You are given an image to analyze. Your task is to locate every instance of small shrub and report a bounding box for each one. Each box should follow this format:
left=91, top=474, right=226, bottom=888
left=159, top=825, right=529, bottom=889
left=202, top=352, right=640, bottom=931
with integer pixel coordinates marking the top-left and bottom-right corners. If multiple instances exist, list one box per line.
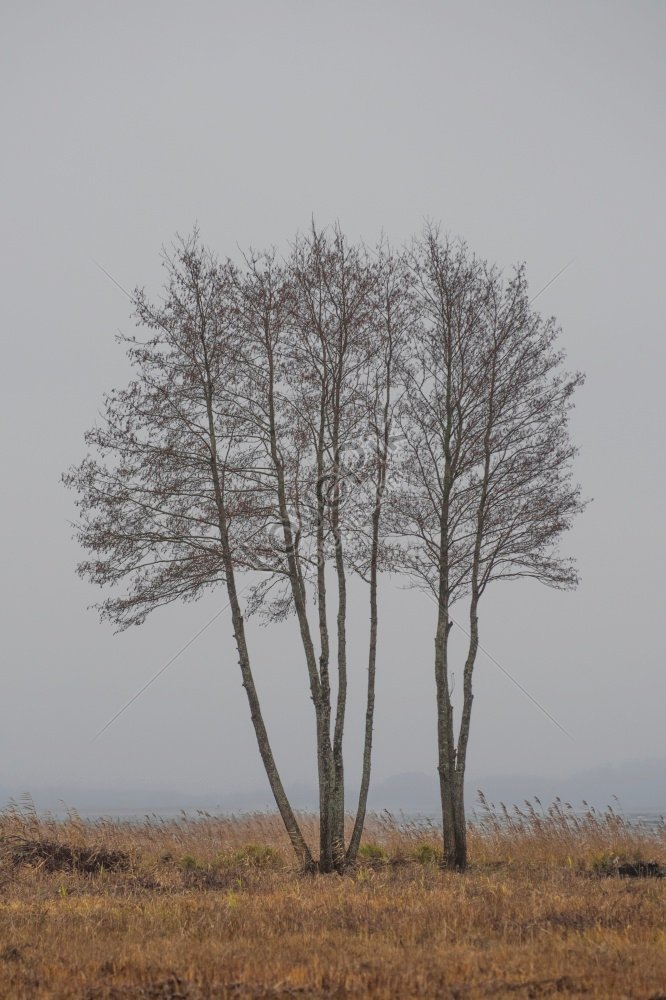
left=590, top=851, right=663, bottom=878
left=0, top=837, right=129, bottom=874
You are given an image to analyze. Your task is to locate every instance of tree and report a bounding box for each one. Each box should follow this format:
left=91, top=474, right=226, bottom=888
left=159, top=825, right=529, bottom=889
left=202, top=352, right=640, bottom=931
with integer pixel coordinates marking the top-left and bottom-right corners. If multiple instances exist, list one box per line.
left=66, top=223, right=585, bottom=876
left=66, top=226, right=406, bottom=874
left=345, top=240, right=411, bottom=862
left=394, top=227, right=586, bottom=870
left=231, top=225, right=404, bottom=870
left=64, top=234, right=314, bottom=869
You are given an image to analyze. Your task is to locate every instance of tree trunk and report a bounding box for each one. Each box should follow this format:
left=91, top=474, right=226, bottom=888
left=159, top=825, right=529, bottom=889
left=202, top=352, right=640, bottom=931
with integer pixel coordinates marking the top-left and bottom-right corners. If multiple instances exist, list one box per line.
left=227, top=576, right=315, bottom=872
left=199, top=334, right=313, bottom=871
left=348, top=327, right=394, bottom=865
left=451, top=769, right=468, bottom=871
left=315, top=471, right=336, bottom=872
left=448, top=597, right=480, bottom=872
left=263, top=338, right=337, bottom=872
left=331, top=470, right=348, bottom=871
left=435, top=617, right=458, bottom=869
left=213, top=484, right=313, bottom=870
left=347, top=506, right=380, bottom=864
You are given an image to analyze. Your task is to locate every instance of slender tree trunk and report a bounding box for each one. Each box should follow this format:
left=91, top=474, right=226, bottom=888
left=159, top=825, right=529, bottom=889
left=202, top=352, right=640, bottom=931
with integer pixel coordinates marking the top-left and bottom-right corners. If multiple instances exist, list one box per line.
left=451, top=769, right=467, bottom=871
left=331, top=455, right=348, bottom=870
left=223, top=552, right=315, bottom=871
left=346, top=505, right=380, bottom=863
left=331, top=572, right=347, bottom=869
left=435, top=615, right=458, bottom=869
left=262, top=329, right=339, bottom=871
left=434, top=291, right=462, bottom=865
left=199, top=356, right=313, bottom=869
left=315, top=406, right=336, bottom=872
left=436, top=357, right=460, bottom=870
left=450, top=367, right=491, bottom=871
left=451, top=601, right=479, bottom=871
left=348, top=311, right=396, bottom=864
left=273, top=459, right=332, bottom=869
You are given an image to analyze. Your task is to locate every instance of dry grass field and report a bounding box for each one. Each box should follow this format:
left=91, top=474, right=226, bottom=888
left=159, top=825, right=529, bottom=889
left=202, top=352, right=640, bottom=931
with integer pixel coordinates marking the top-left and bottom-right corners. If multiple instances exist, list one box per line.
left=0, top=797, right=664, bottom=999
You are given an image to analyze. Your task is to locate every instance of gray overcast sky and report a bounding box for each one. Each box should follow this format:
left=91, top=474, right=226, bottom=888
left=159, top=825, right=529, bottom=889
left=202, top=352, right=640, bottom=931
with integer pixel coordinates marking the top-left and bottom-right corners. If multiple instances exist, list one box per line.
left=1, top=1, right=664, bottom=806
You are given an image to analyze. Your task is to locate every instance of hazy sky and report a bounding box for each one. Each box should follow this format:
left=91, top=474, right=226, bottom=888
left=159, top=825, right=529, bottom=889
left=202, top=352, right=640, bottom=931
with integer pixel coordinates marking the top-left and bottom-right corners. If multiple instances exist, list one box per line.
left=1, top=1, right=664, bottom=806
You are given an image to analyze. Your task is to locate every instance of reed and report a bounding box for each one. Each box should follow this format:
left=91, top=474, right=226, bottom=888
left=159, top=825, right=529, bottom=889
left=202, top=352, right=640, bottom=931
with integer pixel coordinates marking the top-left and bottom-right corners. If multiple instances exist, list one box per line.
left=0, top=796, right=664, bottom=998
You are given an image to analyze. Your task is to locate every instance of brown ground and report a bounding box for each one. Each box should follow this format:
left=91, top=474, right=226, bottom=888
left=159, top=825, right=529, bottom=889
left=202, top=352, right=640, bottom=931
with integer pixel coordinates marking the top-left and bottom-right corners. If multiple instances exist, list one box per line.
left=0, top=799, right=664, bottom=999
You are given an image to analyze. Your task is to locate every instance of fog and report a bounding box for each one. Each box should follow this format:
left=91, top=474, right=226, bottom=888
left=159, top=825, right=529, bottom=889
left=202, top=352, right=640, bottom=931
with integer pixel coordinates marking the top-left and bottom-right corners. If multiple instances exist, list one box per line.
left=1, top=1, right=664, bottom=813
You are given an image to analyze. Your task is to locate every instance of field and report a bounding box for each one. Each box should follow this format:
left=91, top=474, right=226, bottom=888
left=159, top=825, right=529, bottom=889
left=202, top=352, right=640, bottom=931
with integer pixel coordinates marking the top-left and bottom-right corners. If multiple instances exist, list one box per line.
left=0, top=798, right=664, bottom=999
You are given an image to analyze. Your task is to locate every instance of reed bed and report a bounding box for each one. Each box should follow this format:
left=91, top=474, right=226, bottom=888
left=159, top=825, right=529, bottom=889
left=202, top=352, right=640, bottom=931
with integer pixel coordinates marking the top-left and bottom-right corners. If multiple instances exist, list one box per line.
left=2, top=793, right=662, bottom=870
left=0, top=795, right=664, bottom=998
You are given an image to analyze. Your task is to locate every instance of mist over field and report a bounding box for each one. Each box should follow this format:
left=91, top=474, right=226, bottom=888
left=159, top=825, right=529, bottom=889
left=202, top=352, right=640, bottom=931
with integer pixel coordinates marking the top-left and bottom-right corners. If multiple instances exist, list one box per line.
left=3, top=757, right=664, bottom=820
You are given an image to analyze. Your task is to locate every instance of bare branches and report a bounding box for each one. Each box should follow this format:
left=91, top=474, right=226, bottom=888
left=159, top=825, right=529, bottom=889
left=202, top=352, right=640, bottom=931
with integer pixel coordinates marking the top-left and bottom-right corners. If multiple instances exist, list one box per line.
left=386, top=228, right=586, bottom=870
left=64, top=222, right=585, bottom=874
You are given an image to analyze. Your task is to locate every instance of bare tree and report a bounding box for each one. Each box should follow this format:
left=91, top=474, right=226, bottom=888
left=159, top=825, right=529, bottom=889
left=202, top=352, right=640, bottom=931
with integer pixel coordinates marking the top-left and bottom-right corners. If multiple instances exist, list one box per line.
left=232, top=224, right=386, bottom=871
left=66, top=223, right=583, bottom=876
left=63, top=235, right=314, bottom=870
left=394, top=228, right=586, bottom=870
left=226, top=242, right=343, bottom=870
left=67, top=225, right=407, bottom=874
left=345, top=241, right=410, bottom=862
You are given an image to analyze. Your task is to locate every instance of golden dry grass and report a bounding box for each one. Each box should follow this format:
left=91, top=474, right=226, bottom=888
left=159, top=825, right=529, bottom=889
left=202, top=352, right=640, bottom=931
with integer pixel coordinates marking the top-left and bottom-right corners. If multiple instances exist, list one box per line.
left=0, top=798, right=664, bottom=999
